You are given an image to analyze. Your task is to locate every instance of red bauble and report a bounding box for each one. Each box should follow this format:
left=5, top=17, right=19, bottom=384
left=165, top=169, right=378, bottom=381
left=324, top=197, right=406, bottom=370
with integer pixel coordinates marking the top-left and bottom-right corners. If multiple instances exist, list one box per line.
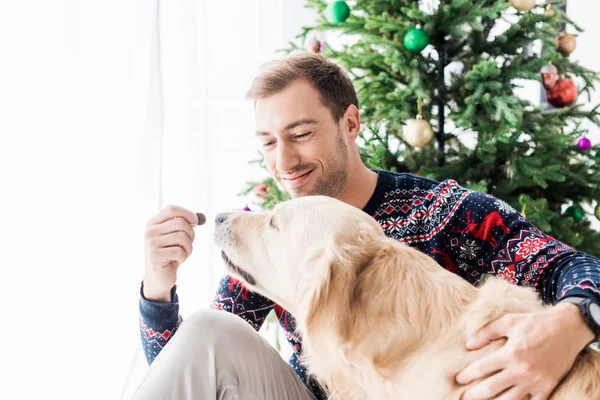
left=254, top=184, right=268, bottom=199
left=546, top=76, right=577, bottom=108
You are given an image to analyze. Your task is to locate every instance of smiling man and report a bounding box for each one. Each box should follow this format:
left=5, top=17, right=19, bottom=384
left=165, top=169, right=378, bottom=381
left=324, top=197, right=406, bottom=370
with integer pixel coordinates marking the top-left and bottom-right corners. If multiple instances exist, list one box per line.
left=132, top=52, right=600, bottom=400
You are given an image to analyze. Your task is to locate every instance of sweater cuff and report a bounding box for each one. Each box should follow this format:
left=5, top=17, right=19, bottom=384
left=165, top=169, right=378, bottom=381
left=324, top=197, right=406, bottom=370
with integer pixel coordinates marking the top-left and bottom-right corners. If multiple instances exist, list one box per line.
left=140, top=281, right=178, bottom=302
left=557, top=287, right=600, bottom=307
left=139, top=282, right=180, bottom=319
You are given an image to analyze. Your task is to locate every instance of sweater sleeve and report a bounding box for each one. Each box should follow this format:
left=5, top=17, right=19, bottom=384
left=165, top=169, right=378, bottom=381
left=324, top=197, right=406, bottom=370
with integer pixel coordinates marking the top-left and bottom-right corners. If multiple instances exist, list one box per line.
left=139, top=283, right=182, bottom=365
left=437, top=188, right=600, bottom=305
left=209, top=274, right=275, bottom=331
left=542, top=251, right=600, bottom=305
left=139, top=275, right=275, bottom=365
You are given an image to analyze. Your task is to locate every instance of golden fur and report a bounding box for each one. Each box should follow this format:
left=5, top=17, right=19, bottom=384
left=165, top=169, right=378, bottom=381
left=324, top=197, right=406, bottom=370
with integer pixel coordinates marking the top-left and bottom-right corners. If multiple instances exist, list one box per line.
left=213, top=195, right=600, bottom=399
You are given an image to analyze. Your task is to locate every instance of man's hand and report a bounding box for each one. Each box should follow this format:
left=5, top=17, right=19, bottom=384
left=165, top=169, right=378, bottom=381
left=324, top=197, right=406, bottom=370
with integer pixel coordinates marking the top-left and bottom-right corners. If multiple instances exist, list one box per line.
left=143, top=205, right=205, bottom=302
left=455, top=303, right=595, bottom=400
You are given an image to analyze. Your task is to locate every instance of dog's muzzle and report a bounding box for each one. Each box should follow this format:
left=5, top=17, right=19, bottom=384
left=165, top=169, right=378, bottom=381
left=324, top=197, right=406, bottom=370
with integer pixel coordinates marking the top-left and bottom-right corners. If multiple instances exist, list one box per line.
left=220, top=250, right=256, bottom=286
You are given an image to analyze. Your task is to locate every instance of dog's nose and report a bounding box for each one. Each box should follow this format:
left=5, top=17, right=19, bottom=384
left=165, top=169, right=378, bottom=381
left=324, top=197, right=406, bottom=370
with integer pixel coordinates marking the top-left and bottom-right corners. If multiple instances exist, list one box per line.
left=215, top=213, right=229, bottom=224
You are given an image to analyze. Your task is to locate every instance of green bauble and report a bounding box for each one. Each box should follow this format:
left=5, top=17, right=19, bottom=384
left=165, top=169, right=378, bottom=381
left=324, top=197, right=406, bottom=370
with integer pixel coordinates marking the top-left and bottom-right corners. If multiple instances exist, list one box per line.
left=566, top=205, right=585, bottom=222
left=403, top=28, right=430, bottom=53
left=595, top=203, right=600, bottom=221
left=326, top=1, right=350, bottom=24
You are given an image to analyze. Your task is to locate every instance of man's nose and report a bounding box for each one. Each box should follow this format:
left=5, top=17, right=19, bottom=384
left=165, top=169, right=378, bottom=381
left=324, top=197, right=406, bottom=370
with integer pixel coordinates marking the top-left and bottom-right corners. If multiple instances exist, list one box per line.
left=275, top=141, right=300, bottom=173
left=215, top=213, right=230, bottom=224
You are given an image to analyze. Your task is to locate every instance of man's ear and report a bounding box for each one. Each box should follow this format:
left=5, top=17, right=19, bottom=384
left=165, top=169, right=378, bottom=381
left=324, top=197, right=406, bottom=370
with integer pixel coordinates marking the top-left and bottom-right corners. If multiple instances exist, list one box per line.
left=342, top=104, right=361, bottom=142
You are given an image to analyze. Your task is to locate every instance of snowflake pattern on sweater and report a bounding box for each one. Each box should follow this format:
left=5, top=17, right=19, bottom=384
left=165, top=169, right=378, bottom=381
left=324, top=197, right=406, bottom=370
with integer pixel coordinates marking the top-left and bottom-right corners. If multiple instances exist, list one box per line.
left=139, top=170, right=600, bottom=400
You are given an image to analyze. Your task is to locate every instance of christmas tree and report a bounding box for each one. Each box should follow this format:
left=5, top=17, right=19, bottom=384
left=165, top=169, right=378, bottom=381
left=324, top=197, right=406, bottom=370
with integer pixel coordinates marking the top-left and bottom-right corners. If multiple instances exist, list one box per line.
left=242, top=0, right=600, bottom=258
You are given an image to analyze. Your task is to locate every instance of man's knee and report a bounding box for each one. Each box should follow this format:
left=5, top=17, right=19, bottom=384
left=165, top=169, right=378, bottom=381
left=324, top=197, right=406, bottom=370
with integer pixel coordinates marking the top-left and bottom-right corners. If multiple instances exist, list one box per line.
left=176, top=309, right=258, bottom=348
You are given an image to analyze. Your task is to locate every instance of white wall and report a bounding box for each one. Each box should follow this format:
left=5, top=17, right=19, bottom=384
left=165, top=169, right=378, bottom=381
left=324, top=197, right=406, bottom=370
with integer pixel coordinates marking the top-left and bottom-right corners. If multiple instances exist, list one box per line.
left=570, top=0, right=600, bottom=144
left=569, top=0, right=600, bottom=229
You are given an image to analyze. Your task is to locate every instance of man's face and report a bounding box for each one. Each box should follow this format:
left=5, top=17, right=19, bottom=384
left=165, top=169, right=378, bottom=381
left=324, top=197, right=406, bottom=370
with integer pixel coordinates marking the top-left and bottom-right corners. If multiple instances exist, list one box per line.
left=255, top=79, right=349, bottom=198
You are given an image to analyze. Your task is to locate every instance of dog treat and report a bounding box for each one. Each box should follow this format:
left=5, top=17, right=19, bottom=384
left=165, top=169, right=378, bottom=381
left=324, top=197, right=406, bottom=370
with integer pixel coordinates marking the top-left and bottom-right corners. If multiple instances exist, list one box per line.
left=196, top=212, right=206, bottom=226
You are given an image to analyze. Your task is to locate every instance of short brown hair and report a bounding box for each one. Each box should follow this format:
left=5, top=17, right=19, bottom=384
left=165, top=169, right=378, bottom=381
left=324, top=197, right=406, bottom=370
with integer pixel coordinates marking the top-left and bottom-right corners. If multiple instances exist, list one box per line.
left=246, top=52, right=358, bottom=122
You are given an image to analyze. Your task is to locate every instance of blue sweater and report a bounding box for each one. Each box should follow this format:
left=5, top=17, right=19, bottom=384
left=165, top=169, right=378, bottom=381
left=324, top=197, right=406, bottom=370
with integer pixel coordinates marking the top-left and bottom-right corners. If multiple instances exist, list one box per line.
left=139, top=170, right=600, bottom=399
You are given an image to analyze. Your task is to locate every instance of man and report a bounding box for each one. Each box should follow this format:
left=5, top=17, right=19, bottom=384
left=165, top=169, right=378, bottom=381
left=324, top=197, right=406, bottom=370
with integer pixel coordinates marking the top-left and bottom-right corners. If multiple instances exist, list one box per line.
left=132, top=52, right=600, bottom=400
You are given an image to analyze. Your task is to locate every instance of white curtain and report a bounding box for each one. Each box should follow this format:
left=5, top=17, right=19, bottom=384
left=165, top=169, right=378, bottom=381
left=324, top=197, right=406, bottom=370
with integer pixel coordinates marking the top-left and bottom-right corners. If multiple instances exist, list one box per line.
left=0, top=1, right=315, bottom=399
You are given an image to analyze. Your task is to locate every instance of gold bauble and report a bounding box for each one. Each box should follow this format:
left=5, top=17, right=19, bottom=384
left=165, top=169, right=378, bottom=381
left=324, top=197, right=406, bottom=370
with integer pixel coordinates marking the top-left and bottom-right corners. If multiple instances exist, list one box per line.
left=556, top=32, right=577, bottom=56
left=404, top=116, right=434, bottom=148
left=509, top=0, right=535, bottom=12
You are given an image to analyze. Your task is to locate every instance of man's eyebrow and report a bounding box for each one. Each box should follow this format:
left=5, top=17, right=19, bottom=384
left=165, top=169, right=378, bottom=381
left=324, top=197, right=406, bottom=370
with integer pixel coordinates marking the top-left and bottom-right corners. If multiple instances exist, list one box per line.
left=255, top=119, right=318, bottom=136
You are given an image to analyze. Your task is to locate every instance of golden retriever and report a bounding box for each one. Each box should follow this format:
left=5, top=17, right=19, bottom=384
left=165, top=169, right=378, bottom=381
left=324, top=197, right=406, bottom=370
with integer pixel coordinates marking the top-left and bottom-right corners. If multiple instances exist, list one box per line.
left=213, top=195, right=600, bottom=399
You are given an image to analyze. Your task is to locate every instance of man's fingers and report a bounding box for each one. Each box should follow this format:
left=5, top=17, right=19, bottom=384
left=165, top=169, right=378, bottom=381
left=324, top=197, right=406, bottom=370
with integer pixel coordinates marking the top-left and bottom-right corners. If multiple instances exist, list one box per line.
left=460, top=370, right=519, bottom=400
left=494, top=386, right=531, bottom=400
left=158, top=246, right=187, bottom=266
left=152, top=232, right=193, bottom=259
left=149, top=218, right=196, bottom=242
left=147, top=205, right=201, bottom=227
left=467, top=314, right=514, bottom=350
left=456, top=350, right=511, bottom=385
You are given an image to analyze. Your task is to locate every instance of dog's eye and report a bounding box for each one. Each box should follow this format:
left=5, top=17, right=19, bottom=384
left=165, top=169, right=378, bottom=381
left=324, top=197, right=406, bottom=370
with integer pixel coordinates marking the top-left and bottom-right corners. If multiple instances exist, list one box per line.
left=269, top=216, right=278, bottom=230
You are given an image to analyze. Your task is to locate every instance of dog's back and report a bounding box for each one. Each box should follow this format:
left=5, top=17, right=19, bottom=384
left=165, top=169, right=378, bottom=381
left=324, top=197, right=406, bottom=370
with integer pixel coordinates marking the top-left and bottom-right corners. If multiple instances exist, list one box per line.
left=299, top=235, right=600, bottom=399
left=462, top=277, right=600, bottom=400
left=551, top=348, right=600, bottom=399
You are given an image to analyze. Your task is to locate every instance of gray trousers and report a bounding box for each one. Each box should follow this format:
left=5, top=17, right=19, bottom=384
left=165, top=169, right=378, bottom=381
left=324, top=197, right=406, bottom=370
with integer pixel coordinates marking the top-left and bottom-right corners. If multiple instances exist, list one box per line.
left=131, top=309, right=317, bottom=400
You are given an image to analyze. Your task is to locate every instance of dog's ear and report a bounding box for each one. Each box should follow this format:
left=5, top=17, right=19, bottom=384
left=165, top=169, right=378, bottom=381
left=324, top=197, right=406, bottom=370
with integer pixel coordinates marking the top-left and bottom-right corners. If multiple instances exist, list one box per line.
left=299, top=225, right=377, bottom=339
left=342, top=240, right=425, bottom=378
left=300, top=248, right=357, bottom=340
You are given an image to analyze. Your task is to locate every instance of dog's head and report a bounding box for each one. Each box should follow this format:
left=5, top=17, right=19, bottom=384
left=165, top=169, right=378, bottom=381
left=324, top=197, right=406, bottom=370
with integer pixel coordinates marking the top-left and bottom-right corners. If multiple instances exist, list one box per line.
left=212, top=195, right=385, bottom=316
left=214, top=195, right=455, bottom=392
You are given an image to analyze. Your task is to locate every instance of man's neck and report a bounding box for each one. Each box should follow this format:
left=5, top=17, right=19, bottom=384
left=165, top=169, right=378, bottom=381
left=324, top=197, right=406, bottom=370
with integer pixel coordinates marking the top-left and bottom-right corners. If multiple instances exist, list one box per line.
left=337, top=163, right=379, bottom=210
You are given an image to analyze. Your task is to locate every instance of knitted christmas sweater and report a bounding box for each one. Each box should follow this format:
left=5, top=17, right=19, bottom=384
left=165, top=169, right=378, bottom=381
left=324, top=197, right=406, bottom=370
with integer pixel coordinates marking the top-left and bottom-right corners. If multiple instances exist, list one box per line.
left=139, top=170, right=600, bottom=399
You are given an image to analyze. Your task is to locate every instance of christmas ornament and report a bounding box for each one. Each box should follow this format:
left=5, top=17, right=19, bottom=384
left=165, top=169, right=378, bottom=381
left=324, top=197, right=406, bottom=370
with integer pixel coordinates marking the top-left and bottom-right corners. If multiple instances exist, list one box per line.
left=509, top=0, right=535, bottom=12
left=243, top=205, right=251, bottom=212
left=595, top=203, right=600, bottom=221
left=403, top=28, right=429, bottom=53
left=556, top=32, right=577, bottom=56
left=404, top=99, right=434, bottom=148
left=540, top=64, right=558, bottom=90
left=254, top=184, right=269, bottom=199
left=545, top=76, right=577, bottom=108
left=306, top=38, right=324, bottom=53
left=566, top=205, right=584, bottom=222
left=544, top=3, right=555, bottom=16
left=325, top=1, right=350, bottom=24
left=502, top=160, right=514, bottom=179
left=578, top=137, right=592, bottom=151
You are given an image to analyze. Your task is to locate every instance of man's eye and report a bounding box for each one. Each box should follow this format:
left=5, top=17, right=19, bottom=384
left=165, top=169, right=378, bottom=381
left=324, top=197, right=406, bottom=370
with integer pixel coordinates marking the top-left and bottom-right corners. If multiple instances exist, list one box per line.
left=295, top=132, right=311, bottom=139
left=262, top=141, right=275, bottom=148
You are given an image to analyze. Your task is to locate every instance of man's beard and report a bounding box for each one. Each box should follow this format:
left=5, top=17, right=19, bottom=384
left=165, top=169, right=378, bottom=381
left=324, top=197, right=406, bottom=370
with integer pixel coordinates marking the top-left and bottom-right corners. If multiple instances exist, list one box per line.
left=277, top=129, right=349, bottom=198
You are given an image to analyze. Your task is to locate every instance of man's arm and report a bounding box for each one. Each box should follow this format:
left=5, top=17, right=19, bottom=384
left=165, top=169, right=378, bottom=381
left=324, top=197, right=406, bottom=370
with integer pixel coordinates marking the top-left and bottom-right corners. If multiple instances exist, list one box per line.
left=139, top=283, right=182, bottom=364
left=439, top=188, right=600, bottom=306
left=442, top=189, right=600, bottom=398
left=542, top=251, right=600, bottom=305
left=139, top=275, right=275, bottom=365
